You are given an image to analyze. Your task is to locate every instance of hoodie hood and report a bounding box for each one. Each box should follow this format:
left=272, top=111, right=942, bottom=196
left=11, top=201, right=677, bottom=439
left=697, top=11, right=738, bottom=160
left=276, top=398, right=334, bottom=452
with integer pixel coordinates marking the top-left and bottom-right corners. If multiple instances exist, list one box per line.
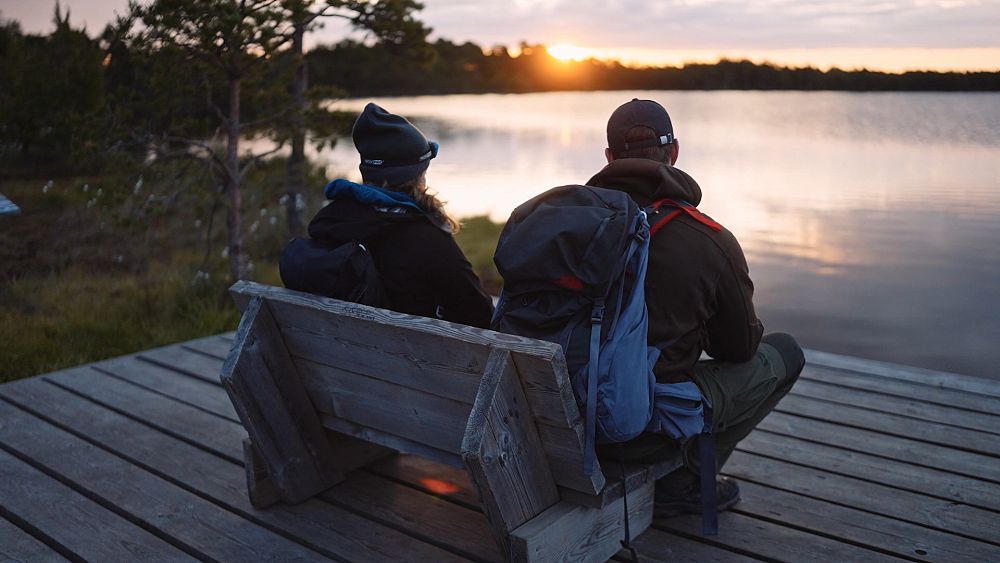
left=308, top=179, right=425, bottom=243
left=586, top=158, right=703, bottom=207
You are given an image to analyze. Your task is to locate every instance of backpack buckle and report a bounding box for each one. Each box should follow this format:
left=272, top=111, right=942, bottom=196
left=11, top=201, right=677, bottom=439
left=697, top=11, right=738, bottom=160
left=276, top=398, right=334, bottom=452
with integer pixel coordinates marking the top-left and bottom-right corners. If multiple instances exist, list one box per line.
left=591, top=305, right=605, bottom=324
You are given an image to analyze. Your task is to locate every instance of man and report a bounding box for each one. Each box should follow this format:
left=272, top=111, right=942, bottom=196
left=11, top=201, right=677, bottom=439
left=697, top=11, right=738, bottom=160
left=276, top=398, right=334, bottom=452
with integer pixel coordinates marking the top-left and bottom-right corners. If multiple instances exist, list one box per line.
left=589, top=99, right=805, bottom=518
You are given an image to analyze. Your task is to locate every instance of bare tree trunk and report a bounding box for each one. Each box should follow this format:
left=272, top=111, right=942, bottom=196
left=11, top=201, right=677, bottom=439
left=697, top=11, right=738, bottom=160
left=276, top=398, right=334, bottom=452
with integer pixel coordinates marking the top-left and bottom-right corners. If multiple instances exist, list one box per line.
left=225, top=76, right=246, bottom=281
left=285, top=22, right=307, bottom=238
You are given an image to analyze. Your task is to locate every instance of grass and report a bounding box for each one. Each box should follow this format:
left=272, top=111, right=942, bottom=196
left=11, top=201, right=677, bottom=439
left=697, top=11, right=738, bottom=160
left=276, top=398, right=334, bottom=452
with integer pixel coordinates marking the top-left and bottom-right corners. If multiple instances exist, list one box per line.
left=0, top=163, right=505, bottom=382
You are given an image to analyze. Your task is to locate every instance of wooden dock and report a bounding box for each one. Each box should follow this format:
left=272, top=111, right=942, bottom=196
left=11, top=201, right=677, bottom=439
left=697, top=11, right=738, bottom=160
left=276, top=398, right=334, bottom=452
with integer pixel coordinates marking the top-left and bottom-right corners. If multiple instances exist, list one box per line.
left=1, top=333, right=998, bottom=562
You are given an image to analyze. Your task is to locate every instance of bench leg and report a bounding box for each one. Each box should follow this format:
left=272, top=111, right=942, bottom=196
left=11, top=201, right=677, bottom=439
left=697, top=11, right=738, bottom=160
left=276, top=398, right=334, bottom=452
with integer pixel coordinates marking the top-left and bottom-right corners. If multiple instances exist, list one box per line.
left=509, top=480, right=654, bottom=563
left=243, top=438, right=281, bottom=509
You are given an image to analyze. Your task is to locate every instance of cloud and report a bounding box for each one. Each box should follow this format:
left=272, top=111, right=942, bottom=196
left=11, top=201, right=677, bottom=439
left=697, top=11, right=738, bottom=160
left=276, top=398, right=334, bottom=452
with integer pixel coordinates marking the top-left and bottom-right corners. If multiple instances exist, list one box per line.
left=417, top=0, right=1000, bottom=50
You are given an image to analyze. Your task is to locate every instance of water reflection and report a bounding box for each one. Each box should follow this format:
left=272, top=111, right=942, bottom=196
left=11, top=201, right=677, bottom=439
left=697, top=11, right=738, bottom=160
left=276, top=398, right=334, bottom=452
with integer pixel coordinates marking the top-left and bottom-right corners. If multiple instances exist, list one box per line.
left=314, top=91, right=1000, bottom=379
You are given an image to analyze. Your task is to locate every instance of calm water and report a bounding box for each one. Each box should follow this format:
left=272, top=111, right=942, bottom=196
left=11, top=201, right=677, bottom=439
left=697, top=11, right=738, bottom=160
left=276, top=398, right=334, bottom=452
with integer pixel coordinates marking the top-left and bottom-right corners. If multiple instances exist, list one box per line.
left=315, top=91, right=1000, bottom=380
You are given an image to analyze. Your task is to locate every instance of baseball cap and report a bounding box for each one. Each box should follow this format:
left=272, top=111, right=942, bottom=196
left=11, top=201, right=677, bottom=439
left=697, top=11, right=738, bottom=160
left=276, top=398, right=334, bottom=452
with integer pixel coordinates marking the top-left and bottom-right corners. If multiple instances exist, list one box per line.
left=606, top=98, right=674, bottom=156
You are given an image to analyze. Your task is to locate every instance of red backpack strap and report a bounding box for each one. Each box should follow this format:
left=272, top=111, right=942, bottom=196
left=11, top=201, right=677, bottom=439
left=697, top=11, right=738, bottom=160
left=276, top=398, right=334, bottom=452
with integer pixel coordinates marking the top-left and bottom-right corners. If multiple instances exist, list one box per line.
left=648, top=198, right=723, bottom=236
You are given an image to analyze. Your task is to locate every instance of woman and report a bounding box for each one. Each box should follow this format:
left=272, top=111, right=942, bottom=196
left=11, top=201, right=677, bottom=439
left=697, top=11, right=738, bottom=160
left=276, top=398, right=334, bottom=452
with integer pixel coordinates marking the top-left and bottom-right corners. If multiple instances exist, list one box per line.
left=305, top=103, right=493, bottom=328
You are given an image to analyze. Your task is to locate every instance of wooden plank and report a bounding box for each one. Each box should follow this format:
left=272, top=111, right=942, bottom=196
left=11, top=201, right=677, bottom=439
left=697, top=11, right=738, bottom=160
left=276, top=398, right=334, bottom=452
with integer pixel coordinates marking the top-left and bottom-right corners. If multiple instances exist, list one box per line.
left=739, top=430, right=1000, bottom=511
left=801, top=364, right=1000, bottom=417
left=790, top=378, right=1000, bottom=434
left=0, top=378, right=463, bottom=562
left=230, top=281, right=563, bottom=359
left=625, top=528, right=761, bottom=563
left=655, top=510, right=901, bottom=563
left=0, top=514, right=70, bottom=563
left=93, top=355, right=238, bottom=421
left=0, top=448, right=193, bottom=562
left=0, top=399, right=331, bottom=562
left=368, top=455, right=483, bottom=508
left=281, top=322, right=485, bottom=403
left=463, top=349, right=561, bottom=555
left=44, top=367, right=245, bottom=462
left=510, top=481, right=654, bottom=563
left=732, top=480, right=1000, bottom=562
left=322, top=471, right=503, bottom=562
left=805, top=349, right=1000, bottom=399
left=562, top=457, right=683, bottom=509
left=775, top=394, right=1000, bottom=457
left=723, top=450, right=1000, bottom=544
left=221, top=297, right=342, bottom=504
left=296, top=357, right=473, bottom=454
left=138, top=346, right=225, bottom=385
left=758, top=411, right=1000, bottom=483
left=321, top=414, right=464, bottom=468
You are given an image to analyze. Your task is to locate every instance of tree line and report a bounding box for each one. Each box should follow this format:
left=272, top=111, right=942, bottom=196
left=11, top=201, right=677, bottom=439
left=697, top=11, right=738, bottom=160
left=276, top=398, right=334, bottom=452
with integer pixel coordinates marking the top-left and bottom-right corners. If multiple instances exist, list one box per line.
left=309, top=40, right=1000, bottom=96
left=2, top=2, right=999, bottom=280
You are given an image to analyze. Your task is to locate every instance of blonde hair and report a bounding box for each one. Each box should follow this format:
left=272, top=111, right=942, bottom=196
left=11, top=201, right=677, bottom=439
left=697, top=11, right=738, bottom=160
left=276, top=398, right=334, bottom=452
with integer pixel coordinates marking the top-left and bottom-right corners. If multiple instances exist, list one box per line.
left=383, top=172, right=460, bottom=234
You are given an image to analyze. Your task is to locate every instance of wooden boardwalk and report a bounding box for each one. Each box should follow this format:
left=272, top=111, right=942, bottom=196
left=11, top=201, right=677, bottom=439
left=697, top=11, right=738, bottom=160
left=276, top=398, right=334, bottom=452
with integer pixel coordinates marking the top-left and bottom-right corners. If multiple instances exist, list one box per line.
left=1, top=333, right=998, bottom=562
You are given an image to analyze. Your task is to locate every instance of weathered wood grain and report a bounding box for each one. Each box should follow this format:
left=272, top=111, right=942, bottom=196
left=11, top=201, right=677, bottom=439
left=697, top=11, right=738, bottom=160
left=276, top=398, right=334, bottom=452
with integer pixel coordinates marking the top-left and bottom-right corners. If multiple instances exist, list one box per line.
left=758, top=411, right=1000, bottom=483
left=733, top=480, right=1000, bottom=562
left=0, top=512, right=71, bottom=563
left=623, top=528, right=761, bottom=563
left=463, top=349, right=561, bottom=555
left=790, top=378, right=1000, bottom=434
left=806, top=349, right=1000, bottom=398
left=655, top=509, right=901, bottom=563
left=801, top=364, right=1000, bottom=417
left=296, top=356, right=474, bottom=454
left=93, top=355, right=238, bottom=421
left=724, top=451, right=1000, bottom=544
left=221, top=297, right=342, bottom=504
left=230, top=281, right=561, bottom=357
left=0, top=447, right=193, bottom=563
left=138, top=345, right=225, bottom=385
left=243, top=438, right=281, bottom=509
left=0, top=400, right=330, bottom=562
left=44, top=367, right=245, bottom=461
left=510, top=481, right=654, bottom=563
left=739, top=429, right=1000, bottom=511
left=561, top=456, right=683, bottom=509
left=775, top=394, right=1000, bottom=457
left=0, top=378, right=463, bottom=562
left=322, top=471, right=503, bottom=562
left=320, top=414, right=465, bottom=468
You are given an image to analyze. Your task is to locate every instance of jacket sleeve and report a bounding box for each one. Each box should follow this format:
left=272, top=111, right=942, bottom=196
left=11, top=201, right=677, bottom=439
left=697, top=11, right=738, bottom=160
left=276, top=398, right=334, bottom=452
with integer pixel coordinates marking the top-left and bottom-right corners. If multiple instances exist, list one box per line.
left=428, top=233, right=495, bottom=329
left=704, top=229, right=764, bottom=362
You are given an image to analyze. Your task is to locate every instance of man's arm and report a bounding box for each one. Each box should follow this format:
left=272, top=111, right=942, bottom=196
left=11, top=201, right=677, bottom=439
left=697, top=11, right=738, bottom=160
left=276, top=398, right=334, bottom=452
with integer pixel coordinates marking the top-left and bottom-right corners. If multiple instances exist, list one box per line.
left=704, top=230, right=764, bottom=362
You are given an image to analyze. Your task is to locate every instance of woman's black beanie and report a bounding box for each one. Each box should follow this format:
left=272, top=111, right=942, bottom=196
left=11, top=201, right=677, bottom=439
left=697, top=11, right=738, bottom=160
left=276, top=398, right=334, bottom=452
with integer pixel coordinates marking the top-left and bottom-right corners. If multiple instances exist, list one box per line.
left=352, top=102, right=438, bottom=186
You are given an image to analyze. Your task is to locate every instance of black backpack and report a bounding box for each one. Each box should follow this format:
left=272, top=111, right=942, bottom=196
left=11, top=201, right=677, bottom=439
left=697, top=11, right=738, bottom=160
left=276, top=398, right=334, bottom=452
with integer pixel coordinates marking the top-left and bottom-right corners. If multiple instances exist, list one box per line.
left=278, top=238, right=388, bottom=307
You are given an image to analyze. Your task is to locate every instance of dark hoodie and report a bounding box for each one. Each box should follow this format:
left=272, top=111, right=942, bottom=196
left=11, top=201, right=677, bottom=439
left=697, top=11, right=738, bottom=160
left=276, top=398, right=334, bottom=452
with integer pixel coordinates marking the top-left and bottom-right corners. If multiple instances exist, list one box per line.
left=307, top=183, right=493, bottom=329
left=588, top=159, right=763, bottom=382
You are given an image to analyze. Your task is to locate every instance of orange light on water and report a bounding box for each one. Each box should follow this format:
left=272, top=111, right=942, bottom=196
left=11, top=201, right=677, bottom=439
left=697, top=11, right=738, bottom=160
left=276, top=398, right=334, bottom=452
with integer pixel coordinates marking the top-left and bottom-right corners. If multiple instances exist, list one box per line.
left=420, top=478, right=460, bottom=495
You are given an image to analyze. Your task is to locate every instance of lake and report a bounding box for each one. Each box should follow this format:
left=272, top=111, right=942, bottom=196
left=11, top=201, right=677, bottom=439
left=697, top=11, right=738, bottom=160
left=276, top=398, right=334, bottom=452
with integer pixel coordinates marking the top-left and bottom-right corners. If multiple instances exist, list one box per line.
left=315, top=91, right=1000, bottom=380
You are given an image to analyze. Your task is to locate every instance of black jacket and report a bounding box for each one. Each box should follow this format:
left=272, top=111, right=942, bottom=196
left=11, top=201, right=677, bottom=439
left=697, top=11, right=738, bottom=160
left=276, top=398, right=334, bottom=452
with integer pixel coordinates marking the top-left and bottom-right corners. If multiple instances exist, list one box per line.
left=588, top=159, right=764, bottom=382
left=307, top=198, right=493, bottom=329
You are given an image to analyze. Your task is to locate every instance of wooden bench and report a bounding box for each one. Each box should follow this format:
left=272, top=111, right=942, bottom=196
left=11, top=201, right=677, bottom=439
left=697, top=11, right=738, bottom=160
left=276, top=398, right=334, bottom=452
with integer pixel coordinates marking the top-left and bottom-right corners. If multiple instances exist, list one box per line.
left=221, top=281, right=682, bottom=562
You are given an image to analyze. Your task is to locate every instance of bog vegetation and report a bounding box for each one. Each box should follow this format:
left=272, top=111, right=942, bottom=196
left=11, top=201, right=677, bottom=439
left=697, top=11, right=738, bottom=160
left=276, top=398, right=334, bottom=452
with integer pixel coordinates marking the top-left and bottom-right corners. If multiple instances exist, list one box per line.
left=1, top=1, right=997, bottom=381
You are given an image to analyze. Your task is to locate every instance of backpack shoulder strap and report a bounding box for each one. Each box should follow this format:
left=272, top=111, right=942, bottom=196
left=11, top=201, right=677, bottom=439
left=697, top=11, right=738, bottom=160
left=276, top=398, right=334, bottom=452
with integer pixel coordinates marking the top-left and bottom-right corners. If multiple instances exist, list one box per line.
left=648, top=198, right=723, bottom=235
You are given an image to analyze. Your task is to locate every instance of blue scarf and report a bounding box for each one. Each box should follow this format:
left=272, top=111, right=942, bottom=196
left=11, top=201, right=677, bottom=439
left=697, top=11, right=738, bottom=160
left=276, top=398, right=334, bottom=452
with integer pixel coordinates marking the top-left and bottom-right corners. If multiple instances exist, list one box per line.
left=324, top=179, right=423, bottom=212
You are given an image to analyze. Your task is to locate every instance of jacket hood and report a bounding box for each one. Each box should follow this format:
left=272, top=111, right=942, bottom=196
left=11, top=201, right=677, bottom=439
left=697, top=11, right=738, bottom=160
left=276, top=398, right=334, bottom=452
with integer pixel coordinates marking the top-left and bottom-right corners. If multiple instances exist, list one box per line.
left=308, top=179, right=424, bottom=243
left=586, top=158, right=703, bottom=207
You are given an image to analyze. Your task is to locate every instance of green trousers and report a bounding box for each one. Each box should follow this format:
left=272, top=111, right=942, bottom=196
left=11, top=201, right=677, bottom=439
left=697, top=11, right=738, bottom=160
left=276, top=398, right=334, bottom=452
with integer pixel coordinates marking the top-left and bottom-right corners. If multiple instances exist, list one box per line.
left=606, top=332, right=805, bottom=474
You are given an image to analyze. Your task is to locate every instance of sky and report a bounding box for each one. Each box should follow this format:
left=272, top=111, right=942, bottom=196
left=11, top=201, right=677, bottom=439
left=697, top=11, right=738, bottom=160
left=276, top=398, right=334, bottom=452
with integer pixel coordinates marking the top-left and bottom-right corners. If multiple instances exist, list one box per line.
left=2, top=0, right=999, bottom=72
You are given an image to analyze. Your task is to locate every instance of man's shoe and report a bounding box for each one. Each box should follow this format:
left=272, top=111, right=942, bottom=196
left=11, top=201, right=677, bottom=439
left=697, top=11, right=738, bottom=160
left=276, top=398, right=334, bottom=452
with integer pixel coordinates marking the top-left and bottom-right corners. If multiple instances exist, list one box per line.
left=653, top=476, right=741, bottom=519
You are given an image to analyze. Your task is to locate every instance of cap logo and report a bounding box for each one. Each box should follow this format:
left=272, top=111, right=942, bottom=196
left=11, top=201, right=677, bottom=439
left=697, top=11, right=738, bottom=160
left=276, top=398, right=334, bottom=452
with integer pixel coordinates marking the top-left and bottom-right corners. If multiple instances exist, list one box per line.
left=418, top=149, right=433, bottom=162
left=363, top=158, right=385, bottom=166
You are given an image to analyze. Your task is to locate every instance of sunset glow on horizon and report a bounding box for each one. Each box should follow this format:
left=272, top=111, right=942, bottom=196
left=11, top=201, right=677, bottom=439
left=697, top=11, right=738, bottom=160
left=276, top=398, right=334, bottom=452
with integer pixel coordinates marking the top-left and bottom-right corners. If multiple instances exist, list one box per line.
left=4, top=0, right=1000, bottom=74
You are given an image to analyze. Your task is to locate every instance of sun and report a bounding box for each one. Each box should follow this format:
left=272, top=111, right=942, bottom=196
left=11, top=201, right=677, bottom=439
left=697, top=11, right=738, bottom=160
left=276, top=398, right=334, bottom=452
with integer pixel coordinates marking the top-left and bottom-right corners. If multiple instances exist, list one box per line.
left=546, top=44, right=592, bottom=62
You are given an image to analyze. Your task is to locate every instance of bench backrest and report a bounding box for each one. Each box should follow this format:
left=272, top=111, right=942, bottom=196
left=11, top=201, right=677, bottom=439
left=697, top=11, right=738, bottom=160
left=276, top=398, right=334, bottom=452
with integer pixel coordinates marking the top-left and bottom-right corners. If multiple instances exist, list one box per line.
left=225, top=281, right=606, bottom=500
